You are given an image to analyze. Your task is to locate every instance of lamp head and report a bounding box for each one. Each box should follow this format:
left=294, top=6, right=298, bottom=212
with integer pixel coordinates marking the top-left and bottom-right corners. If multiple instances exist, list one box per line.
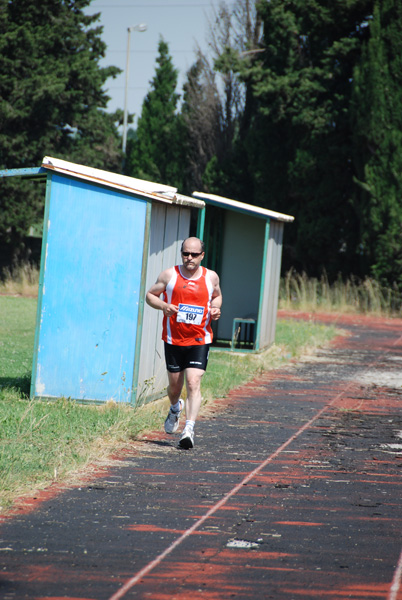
left=128, top=23, right=147, bottom=33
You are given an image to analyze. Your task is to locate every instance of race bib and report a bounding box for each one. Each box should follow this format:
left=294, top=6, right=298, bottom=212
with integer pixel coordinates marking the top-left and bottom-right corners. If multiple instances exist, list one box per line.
left=177, top=303, right=204, bottom=325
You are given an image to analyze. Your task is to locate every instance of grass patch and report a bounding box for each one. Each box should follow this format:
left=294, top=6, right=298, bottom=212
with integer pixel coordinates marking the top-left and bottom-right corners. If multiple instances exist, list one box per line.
left=0, top=296, right=337, bottom=513
left=0, top=296, right=37, bottom=394
left=0, top=397, right=168, bottom=508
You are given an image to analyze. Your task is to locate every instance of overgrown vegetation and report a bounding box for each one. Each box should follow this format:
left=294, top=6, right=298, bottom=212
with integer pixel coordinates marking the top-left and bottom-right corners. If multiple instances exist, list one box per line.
left=0, top=294, right=336, bottom=512
left=0, top=263, right=39, bottom=297
left=280, top=269, right=402, bottom=315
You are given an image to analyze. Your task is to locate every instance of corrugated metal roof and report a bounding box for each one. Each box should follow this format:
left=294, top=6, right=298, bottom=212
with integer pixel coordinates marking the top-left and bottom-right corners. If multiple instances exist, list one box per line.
left=192, top=191, right=294, bottom=223
left=41, top=157, right=205, bottom=209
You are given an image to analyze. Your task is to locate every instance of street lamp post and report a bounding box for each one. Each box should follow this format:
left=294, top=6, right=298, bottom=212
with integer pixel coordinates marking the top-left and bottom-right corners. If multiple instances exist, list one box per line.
left=122, top=23, right=147, bottom=155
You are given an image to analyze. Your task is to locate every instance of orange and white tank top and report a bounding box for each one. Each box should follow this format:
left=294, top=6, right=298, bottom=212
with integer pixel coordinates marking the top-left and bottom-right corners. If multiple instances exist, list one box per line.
left=162, top=266, right=214, bottom=346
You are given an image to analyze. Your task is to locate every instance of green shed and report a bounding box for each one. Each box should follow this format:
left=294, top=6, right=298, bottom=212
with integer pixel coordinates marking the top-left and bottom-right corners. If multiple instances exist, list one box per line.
left=193, top=191, right=294, bottom=352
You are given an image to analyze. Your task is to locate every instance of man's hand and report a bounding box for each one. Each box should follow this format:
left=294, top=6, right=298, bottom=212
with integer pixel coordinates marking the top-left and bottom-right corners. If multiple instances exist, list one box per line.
left=163, top=304, right=179, bottom=317
left=210, top=307, right=221, bottom=321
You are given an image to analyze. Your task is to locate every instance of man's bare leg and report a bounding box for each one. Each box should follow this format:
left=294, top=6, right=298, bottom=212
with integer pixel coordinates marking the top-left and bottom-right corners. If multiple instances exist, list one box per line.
left=167, top=370, right=184, bottom=406
left=184, top=367, right=205, bottom=422
left=164, top=371, right=185, bottom=434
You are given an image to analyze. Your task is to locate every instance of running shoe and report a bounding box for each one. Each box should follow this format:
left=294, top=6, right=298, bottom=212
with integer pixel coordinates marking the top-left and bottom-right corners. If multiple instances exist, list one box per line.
left=178, top=425, right=195, bottom=449
left=164, top=399, right=184, bottom=434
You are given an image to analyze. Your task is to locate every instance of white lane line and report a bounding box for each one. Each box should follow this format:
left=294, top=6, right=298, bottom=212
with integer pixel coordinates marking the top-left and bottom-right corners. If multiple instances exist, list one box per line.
left=389, top=549, right=402, bottom=600
left=383, top=333, right=402, bottom=600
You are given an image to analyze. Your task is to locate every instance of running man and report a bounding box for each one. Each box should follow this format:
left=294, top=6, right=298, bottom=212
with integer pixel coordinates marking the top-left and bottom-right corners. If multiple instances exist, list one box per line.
left=145, top=237, right=222, bottom=449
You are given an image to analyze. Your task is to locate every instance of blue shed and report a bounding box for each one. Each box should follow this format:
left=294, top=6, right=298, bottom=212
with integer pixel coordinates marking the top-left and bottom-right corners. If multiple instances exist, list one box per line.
left=1, top=157, right=204, bottom=405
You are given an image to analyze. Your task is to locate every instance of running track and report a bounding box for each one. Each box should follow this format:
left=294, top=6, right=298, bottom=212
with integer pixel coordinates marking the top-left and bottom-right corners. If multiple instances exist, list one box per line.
left=1, top=311, right=402, bottom=600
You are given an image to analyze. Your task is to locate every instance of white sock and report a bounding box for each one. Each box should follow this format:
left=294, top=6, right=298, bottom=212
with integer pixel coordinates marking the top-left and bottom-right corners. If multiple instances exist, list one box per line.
left=171, top=400, right=181, bottom=412
left=185, top=420, right=195, bottom=431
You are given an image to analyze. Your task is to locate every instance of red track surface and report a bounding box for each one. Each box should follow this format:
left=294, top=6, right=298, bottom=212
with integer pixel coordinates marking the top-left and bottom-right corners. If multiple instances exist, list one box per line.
left=1, top=311, right=402, bottom=600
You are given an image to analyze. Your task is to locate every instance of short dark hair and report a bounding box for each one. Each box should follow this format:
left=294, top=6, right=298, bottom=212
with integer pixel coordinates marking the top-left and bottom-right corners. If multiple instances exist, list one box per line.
left=181, top=238, right=205, bottom=253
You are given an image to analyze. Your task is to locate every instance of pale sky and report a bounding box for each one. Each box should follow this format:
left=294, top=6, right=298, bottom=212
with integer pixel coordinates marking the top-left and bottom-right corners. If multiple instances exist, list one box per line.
left=85, top=0, right=228, bottom=127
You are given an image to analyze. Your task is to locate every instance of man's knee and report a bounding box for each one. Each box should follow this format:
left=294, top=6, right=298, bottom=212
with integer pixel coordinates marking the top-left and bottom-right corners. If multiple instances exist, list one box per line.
left=185, top=369, right=204, bottom=391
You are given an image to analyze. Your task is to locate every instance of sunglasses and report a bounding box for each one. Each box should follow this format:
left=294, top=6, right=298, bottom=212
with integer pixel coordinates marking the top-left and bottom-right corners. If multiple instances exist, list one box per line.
left=182, top=251, right=203, bottom=258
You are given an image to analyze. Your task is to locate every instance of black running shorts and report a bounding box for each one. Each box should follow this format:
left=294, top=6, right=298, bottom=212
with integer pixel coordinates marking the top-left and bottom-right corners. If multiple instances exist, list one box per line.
left=164, top=342, right=211, bottom=373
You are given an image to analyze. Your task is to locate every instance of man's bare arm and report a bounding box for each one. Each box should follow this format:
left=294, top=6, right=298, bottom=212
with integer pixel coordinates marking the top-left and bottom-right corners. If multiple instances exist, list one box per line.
left=146, top=269, right=179, bottom=317
left=209, top=271, right=222, bottom=320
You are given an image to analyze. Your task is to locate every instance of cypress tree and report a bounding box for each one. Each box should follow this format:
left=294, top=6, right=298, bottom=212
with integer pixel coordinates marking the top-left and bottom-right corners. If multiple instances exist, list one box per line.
left=351, top=0, right=402, bottom=288
left=125, top=38, right=184, bottom=189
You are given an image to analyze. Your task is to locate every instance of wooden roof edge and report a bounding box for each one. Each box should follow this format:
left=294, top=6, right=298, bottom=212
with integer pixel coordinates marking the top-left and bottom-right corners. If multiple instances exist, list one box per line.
left=40, top=157, right=204, bottom=208
left=192, top=191, right=295, bottom=223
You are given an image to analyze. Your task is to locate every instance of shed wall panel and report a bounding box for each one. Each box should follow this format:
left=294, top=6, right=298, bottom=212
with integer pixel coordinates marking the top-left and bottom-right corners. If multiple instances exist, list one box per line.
left=136, top=204, right=190, bottom=403
left=136, top=203, right=167, bottom=403
left=258, top=220, right=284, bottom=349
left=33, top=174, right=147, bottom=403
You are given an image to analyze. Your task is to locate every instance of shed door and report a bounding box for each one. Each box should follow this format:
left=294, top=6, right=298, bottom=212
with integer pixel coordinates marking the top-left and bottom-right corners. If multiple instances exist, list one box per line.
left=32, top=174, right=147, bottom=403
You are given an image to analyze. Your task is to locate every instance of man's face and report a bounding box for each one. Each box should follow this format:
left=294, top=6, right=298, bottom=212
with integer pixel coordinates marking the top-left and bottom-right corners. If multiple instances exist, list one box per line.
left=181, top=240, right=205, bottom=273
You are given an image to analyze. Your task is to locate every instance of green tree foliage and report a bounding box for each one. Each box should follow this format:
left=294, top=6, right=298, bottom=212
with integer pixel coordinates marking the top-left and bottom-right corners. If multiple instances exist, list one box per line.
left=351, top=0, right=402, bottom=289
left=125, top=38, right=184, bottom=188
left=196, top=0, right=402, bottom=288
left=0, top=0, right=122, bottom=264
left=232, top=0, right=375, bottom=278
